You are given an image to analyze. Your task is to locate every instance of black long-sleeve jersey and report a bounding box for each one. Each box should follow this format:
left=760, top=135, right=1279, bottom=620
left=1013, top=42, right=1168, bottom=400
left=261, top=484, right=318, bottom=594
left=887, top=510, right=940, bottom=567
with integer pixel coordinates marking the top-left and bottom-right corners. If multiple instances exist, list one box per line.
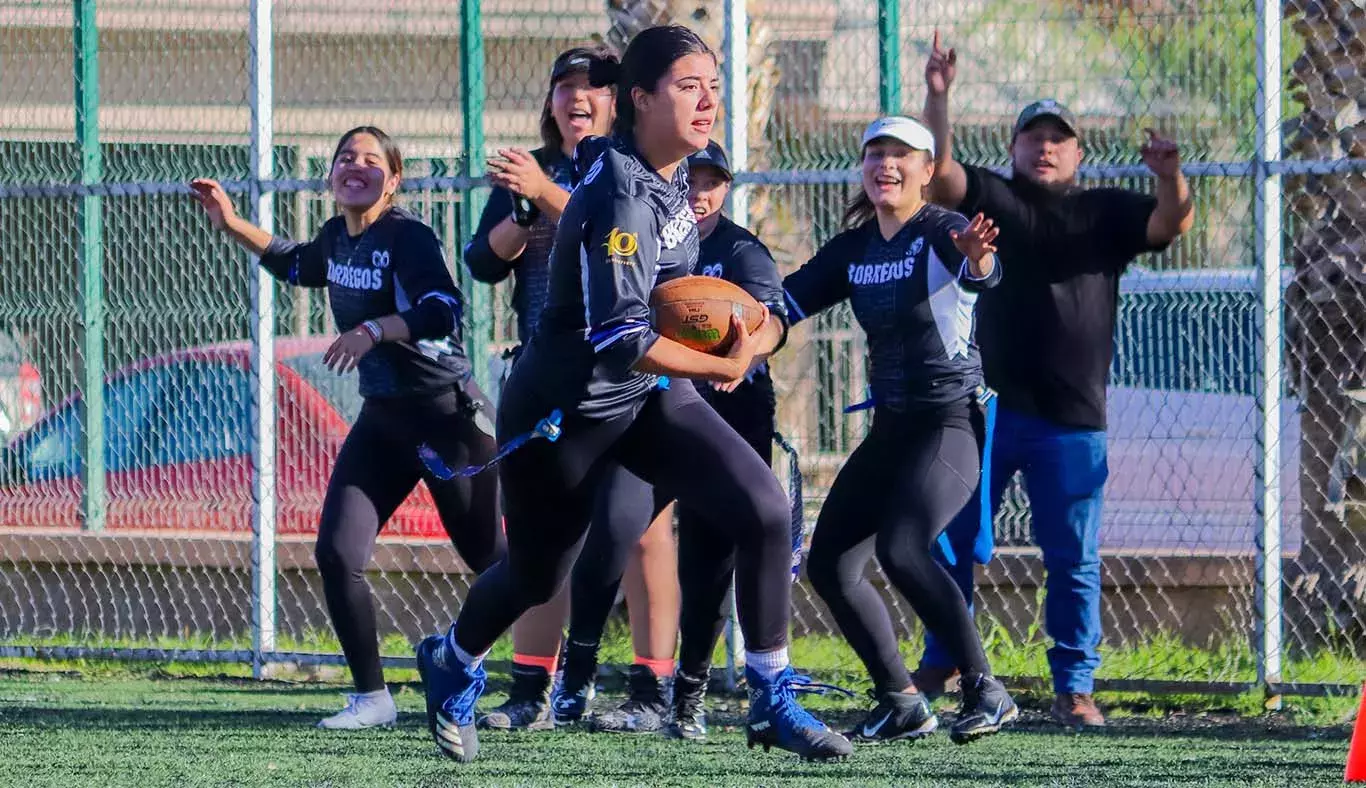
left=782, top=204, right=1002, bottom=413
left=258, top=205, right=472, bottom=398
left=693, top=215, right=787, bottom=408
left=463, top=148, right=576, bottom=344
left=512, top=133, right=699, bottom=420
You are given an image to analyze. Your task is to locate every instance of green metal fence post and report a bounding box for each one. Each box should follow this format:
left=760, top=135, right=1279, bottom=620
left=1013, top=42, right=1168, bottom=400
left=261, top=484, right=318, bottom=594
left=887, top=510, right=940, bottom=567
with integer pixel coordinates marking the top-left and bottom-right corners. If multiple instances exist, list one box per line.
left=878, top=0, right=901, bottom=116
left=75, top=0, right=105, bottom=532
left=460, top=0, right=490, bottom=390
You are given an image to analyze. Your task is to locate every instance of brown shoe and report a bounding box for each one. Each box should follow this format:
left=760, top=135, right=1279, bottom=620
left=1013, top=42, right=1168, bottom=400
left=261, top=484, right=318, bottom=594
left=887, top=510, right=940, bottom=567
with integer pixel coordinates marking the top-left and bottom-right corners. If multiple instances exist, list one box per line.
left=910, top=665, right=961, bottom=700
left=1051, top=692, right=1106, bottom=727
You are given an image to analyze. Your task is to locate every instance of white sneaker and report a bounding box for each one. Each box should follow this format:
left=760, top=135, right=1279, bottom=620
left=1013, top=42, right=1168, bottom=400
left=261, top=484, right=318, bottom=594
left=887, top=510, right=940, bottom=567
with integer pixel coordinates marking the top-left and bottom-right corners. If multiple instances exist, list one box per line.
left=317, top=689, right=398, bottom=730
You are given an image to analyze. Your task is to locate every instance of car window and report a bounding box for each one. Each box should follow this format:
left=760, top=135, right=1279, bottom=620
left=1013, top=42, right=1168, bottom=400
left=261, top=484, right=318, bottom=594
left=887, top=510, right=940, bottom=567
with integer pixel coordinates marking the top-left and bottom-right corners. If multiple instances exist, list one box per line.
left=13, top=406, right=80, bottom=482
left=105, top=367, right=164, bottom=472
left=281, top=353, right=362, bottom=425
left=143, top=361, right=250, bottom=466
left=4, top=369, right=160, bottom=483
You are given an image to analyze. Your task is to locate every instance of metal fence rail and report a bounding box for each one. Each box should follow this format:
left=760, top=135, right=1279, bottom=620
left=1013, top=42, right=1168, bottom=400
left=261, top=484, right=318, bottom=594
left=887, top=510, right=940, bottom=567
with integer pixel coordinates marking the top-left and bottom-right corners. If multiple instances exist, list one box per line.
left=0, top=0, right=1362, bottom=698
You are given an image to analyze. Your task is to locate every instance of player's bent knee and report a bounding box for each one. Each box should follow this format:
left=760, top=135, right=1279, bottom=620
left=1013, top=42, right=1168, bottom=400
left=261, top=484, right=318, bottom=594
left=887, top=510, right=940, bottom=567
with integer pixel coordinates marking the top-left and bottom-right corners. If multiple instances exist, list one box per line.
left=804, top=549, right=842, bottom=600
left=314, top=536, right=365, bottom=580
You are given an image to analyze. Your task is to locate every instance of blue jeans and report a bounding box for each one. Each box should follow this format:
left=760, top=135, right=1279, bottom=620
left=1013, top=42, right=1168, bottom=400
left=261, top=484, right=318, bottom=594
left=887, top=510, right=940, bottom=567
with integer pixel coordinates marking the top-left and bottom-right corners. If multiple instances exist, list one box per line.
left=921, top=406, right=1107, bottom=695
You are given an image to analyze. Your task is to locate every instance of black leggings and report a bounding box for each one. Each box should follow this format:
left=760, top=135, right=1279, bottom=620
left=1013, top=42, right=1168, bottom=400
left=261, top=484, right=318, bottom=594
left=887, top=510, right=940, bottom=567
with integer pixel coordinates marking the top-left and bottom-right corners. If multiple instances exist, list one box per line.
left=567, top=384, right=775, bottom=677
left=315, top=382, right=504, bottom=693
left=806, top=400, right=990, bottom=696
left=452, top=380, right=792, bottom=658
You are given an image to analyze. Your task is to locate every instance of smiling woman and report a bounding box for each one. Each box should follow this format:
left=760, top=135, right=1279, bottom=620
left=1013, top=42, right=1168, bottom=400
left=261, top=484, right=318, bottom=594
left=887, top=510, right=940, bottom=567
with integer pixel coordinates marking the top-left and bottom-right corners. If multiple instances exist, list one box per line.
left=187, top=126, right=505, bottom=732
left=782, top=115, right=1015, bottom=746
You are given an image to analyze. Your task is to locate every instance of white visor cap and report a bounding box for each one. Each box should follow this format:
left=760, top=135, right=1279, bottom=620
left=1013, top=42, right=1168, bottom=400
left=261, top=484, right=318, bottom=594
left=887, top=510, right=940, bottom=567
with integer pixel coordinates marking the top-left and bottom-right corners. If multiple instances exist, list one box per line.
left=861, top=116, right=936, bottom=157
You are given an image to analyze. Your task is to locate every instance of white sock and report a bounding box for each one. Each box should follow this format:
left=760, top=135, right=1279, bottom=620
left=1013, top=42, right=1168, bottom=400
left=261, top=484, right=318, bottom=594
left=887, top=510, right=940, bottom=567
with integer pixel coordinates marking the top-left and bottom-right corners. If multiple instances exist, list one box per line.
left=444, top=626, right=487, bottom=671
left=358, top=688, right=390, bottom=701
left=746, top=647, right=789, bottom=681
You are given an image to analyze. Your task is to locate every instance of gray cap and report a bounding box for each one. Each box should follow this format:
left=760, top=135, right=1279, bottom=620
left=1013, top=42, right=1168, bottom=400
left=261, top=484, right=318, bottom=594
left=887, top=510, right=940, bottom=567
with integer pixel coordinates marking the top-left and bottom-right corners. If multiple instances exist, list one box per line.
left=1013, top=99, right=1078, bottom=138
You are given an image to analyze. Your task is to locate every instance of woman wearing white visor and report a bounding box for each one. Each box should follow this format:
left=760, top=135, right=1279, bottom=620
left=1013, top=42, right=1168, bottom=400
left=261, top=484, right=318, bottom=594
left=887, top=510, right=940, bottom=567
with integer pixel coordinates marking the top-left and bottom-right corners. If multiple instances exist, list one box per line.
left=783, top=116, right=1018, bottom=745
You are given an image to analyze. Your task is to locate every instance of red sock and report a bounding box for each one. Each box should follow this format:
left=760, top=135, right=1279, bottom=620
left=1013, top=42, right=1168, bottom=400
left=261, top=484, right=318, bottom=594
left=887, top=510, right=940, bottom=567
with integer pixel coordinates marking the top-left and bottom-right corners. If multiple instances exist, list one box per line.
left=634, top=655, right=675, bottom=679
left=513, top=653, right=558, bottom=674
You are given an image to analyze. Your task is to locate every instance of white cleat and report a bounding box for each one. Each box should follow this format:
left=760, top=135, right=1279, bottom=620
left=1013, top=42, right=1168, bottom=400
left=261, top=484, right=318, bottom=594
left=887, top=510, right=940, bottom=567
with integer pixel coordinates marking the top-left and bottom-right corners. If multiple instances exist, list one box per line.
left=317, top=689, right=398, bottom=730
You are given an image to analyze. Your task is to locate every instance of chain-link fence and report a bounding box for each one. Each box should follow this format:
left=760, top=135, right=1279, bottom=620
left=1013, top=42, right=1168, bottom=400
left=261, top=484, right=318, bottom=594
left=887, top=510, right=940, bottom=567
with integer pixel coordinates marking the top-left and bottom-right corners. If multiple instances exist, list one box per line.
left=0, top=0, right=1362, bottom=697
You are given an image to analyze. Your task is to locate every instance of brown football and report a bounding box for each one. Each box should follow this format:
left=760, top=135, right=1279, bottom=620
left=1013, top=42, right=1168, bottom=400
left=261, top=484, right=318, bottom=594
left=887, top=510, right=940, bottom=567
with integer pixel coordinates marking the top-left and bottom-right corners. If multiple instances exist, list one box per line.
left=649, top=275, right=767, bottom=354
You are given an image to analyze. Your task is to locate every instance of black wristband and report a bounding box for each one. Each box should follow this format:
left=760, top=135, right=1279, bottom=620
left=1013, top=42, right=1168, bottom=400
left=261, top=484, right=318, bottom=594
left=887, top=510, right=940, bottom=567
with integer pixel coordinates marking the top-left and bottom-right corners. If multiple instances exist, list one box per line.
left=511, top=196, right=541, bottom=227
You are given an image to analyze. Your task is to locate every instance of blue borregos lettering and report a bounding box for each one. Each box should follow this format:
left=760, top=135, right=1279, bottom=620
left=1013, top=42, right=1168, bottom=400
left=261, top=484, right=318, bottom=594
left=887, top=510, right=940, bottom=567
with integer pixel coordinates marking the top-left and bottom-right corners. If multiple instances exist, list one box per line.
left=847, top=259, right=915, bottom=286
left=328, top=259, right=384, bottom=290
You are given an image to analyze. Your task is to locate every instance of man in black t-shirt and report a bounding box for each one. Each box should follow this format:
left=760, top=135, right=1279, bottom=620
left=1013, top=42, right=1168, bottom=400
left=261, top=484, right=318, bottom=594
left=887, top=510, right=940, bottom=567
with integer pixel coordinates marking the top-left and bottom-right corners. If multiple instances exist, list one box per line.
left=915, top=32, right=1194, bottom=727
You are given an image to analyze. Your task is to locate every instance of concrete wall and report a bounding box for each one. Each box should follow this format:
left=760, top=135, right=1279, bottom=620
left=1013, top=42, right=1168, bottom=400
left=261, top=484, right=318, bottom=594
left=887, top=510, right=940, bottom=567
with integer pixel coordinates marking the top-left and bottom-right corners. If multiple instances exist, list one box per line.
left=0, top=532, right=1259, bottom=651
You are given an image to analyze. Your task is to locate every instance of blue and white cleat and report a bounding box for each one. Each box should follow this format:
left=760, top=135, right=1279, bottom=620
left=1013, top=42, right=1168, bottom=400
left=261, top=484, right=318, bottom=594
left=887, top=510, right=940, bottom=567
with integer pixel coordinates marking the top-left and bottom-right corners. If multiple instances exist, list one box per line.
left=415, top=635, right=487, bottom=763
left=745, top=666, right=854, bottom=761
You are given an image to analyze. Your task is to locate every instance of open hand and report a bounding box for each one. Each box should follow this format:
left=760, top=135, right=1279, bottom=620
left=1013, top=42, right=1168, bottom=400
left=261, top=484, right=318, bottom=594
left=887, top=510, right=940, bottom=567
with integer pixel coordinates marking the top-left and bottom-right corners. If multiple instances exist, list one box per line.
left=189, top=178, right=238, bottom=232
left=950, top=213, right=1000, bottom=263
left=1140, top=129, right=1182, bottom=179
left=487, top=148, right=551, bottom=201
left=925, top=30, right=957, bottom=96
left=323, top=328, right=376, bottom=374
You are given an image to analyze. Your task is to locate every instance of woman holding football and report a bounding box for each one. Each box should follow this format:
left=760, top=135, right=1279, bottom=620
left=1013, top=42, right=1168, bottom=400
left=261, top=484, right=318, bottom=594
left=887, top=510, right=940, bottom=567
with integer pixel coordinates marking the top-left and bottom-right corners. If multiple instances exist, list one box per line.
left=414, top=24, right=850, bottom=764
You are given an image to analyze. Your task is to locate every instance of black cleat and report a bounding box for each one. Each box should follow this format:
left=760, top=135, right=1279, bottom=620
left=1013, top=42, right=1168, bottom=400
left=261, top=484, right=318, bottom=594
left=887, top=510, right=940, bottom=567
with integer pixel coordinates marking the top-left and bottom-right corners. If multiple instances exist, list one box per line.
left=589, top=664, right=669, bottom=734
left=477, top=663, right=554, bottom=731
left=847, top=690, right=939, bottom=743
left=550, top=644, right=598, bottom=726
left=665, top=669, right=709, bottom=741
left=950, top=674, right=1018, bottom=744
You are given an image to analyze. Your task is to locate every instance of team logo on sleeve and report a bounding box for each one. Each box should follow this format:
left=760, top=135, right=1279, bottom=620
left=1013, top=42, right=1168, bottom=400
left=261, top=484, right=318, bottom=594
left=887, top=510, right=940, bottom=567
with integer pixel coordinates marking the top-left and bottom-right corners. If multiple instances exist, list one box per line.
left=605, top=227, right=639, bottom=265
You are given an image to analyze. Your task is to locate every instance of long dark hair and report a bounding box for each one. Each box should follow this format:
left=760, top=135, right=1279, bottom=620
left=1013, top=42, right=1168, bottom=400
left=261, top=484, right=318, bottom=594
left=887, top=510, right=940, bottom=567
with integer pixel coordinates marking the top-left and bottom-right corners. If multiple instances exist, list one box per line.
left=613, top=25, right=714, bottom=136
left=330, top=126, right=404, bottom=206
left=539, top=44, right=620, bottom=155
left=843, top=192, right=876, bottom=230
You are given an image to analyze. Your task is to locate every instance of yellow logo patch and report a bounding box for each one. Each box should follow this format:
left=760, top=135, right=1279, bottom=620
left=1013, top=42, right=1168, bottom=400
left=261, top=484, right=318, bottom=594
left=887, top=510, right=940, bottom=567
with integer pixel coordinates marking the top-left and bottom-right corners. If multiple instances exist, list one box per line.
left=605, top=227, right=639, bottom=263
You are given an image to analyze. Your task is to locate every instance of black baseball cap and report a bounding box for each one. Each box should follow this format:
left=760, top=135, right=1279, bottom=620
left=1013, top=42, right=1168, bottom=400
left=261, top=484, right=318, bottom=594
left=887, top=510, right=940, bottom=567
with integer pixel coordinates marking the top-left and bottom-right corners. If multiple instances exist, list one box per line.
left=549, top=46, right=620, bottom=89
left=1013, top=99, right=1079, bottom=138
left=686, top=141, right=732, bottom=180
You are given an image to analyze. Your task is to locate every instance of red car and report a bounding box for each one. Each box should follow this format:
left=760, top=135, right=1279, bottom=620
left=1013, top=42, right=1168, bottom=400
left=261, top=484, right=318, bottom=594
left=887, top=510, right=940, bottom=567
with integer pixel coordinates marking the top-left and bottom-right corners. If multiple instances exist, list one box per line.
left=0, top=338, right=446, bottom=539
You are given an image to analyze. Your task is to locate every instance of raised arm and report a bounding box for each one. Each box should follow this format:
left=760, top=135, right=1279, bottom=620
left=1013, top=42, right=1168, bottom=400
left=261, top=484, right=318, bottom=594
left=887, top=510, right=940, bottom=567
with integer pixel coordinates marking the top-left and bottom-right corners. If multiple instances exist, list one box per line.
left=923, top=30, right=968, bottom=209
left=1140, top=129, right=1194, bottom=246
left=190, top=177, right=326, bottom=287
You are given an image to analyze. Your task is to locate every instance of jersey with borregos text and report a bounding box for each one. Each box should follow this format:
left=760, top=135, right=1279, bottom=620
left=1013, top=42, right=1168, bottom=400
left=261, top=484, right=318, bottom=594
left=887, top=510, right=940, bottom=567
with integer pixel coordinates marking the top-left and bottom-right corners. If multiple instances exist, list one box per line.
left=258, top=206, right=471, bottom=399
left=783, top=204, right=1001, bottom=413
left=514, top=133, right=697, bottom=420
